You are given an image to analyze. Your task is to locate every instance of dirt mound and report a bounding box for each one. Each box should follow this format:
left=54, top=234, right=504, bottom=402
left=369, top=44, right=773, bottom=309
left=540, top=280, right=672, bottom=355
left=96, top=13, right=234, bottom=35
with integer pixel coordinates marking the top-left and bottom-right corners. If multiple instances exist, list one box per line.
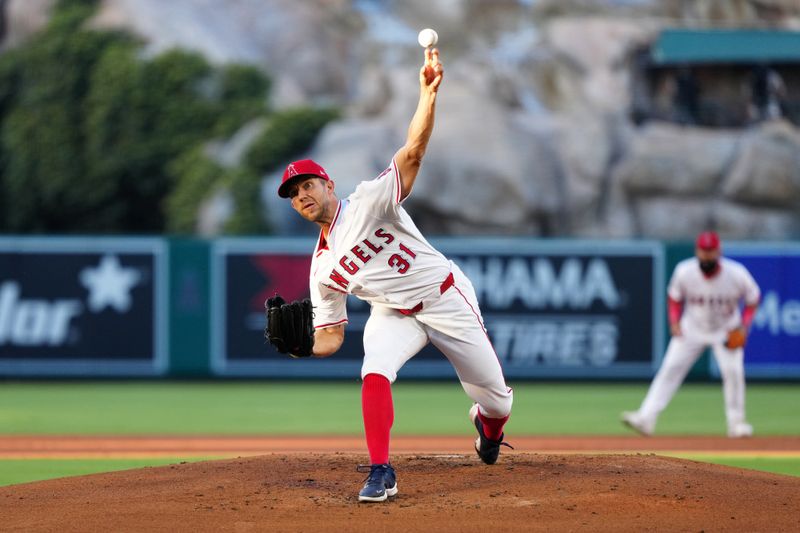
left=2, top=453, right=799, bottom=532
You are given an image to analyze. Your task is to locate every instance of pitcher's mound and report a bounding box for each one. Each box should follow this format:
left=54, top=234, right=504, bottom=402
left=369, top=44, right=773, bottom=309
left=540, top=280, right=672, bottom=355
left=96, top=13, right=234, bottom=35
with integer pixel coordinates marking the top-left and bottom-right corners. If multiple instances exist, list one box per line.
left=2, top=453, right=798, bottom=532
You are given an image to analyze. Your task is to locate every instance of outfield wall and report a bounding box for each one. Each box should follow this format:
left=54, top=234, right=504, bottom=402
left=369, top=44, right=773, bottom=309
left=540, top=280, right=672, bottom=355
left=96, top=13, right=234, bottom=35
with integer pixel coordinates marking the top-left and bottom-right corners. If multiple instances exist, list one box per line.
left=0, top=237, right=797, bottom=380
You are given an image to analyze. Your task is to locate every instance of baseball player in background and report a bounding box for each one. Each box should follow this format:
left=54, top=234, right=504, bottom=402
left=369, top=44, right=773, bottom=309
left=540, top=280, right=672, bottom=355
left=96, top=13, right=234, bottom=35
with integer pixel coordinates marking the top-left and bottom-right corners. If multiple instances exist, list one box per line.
left=273, top=48, right=513, bottom=502
left=622, top=231, right=760, bottom=438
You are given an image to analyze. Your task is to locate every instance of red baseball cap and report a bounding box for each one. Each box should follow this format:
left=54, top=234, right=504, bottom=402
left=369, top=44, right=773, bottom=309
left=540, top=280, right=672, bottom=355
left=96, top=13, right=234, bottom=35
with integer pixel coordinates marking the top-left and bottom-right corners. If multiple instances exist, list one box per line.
left=695, top=231, right=721, bottom=251
left=278, top=159, right=330, bottom=198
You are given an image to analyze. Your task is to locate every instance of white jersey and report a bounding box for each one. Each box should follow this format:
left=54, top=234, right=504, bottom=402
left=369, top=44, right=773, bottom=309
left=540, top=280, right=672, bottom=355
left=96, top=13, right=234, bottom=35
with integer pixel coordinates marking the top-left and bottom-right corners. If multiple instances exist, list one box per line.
left=668, top=257, right=760, bottom=336
left=309, top=159, right=452, bottom=329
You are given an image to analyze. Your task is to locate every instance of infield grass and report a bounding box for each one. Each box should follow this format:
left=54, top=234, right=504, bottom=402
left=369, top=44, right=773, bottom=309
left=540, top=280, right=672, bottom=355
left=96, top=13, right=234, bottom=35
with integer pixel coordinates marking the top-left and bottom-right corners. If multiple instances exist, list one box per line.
left=664, top=455, right=800, bottom=478
left=0, top=458, right=213, bottom=487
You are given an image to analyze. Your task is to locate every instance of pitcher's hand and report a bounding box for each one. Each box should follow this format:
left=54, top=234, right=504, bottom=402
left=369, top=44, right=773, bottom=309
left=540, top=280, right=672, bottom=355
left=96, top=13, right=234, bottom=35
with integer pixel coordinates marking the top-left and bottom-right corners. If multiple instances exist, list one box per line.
left=420, top=48, right=443, bottom=94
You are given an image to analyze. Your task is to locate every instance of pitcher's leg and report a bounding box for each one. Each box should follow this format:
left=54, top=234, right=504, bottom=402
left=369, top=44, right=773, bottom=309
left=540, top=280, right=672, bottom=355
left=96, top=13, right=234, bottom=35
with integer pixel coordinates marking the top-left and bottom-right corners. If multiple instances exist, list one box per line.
left=436, top=319, right=513, bottom=418
left=361, top=374, right=393, bottom=465
left=428, top=319, right=514, bottom=465
left=416, top=266, right=512, bottom=463
left=428, top=325, right=512, bottom=424
left=428, top=266, right=512, bottom=417
left=359, top=306, right=428, bottom=500
left=447, top=335, right=513, bottom=464
left=429, top=322, right=513, bottom=465
left=361, top=305, right=428, bottom=382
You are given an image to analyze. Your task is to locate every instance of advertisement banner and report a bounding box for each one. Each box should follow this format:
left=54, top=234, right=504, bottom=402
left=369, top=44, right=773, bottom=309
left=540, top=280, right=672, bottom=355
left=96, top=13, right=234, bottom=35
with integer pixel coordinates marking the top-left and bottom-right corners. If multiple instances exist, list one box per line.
left=213, top=238, right=663, bottom=378
left=0, top=238, right=168, bottom=376
left=446, top=240, right=664, bottom=377
left=717, top=244, right=800, bottom=378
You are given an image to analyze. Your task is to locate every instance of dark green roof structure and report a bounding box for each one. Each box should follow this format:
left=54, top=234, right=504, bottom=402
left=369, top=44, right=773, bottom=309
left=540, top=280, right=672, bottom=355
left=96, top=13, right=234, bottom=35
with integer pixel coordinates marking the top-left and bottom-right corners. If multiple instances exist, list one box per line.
left=651, top=29, right=800, bottom=64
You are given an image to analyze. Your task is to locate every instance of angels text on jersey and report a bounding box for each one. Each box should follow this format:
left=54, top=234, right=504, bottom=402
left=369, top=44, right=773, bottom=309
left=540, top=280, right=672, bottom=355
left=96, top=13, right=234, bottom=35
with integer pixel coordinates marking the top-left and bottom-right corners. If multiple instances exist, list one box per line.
left=326, top=228, right=417, bottom=291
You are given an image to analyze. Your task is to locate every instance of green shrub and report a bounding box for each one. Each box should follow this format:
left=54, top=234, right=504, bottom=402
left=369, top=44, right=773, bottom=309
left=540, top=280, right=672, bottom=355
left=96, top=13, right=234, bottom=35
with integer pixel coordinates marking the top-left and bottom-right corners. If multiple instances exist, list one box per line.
left=164, top=148, right=224, bottom=234
left=214, top=64, right=271, bottom=137
left=244, top=107, right=340, bottom=173
left=223, top=167, right=270, bottom=235
left=0, top=3, right=130, bottom=231
left=0, top=0, right=336, bottom=235
left=85, top=47, right=222, bottom=231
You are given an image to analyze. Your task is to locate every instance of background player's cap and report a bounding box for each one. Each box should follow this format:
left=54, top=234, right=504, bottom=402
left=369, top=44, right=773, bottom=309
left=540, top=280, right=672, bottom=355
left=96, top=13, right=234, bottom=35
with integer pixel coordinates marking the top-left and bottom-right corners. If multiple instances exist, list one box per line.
left=695, top=231, right=721, bottom=251
left=278, top=159, right=330, bottom=198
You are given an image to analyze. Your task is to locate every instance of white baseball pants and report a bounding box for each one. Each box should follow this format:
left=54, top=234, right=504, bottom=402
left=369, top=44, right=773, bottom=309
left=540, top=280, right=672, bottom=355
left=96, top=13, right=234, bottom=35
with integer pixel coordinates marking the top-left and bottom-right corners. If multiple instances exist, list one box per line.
left=361, top=263, right=513, bottom=418
left=638, top=334, right=747, bottom=431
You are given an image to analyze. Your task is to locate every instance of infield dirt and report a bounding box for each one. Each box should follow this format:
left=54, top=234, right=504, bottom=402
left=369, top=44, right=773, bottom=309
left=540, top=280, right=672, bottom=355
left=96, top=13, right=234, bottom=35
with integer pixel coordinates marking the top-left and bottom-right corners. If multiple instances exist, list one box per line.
left=2, top=437, right=800, bottom=532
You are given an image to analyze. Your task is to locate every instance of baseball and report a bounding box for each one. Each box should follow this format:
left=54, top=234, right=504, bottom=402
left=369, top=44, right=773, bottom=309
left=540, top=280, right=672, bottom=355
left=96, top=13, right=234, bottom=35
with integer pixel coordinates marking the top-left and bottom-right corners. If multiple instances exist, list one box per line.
left=417, top=28, right=438, bottom=48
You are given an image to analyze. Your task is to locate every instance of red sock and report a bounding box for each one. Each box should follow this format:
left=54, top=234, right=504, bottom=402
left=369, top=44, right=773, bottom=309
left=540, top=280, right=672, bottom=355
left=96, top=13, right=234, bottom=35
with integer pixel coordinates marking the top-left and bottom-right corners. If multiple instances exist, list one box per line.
left=478, top=409, right=509, bottom=441
left=362, top=373, right=394, bottom=465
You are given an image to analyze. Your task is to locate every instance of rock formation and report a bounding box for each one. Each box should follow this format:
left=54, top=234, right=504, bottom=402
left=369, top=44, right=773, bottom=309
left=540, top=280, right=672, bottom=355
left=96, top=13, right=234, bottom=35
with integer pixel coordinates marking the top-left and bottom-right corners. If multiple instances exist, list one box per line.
left=3, top=0, right=799, bottom=239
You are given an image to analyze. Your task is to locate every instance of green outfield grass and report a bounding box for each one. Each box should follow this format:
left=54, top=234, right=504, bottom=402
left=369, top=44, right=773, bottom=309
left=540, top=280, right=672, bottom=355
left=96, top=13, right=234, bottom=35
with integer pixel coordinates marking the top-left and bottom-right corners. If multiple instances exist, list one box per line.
left=0, top=381, right=798, bottom=486
left=0, top=381, right=797, bottom=436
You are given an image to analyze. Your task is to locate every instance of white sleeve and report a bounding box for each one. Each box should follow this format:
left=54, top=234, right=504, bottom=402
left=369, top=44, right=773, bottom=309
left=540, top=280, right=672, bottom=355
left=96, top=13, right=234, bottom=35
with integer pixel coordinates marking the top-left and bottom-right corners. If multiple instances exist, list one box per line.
left=310, top=280, right=348, bottom=329
left=739, top=265, right=761, bottom=306
left=350, top=158, right=402, bottom=220
left=667, top=263, right=685, bottom=302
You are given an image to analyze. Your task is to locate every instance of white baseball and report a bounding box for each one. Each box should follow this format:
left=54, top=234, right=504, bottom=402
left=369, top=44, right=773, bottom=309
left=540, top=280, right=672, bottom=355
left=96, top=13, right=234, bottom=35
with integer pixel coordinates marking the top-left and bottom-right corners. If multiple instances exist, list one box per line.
left=417, top=28, right=438, bottom=48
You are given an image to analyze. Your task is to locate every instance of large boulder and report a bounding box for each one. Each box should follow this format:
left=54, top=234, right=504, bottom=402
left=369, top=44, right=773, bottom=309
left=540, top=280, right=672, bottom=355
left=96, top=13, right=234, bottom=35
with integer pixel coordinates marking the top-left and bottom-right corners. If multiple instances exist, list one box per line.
left=722, top=120, right=800, bottom=208
left=534, top=0, right=660, bottom=18
left=660, top=0, right=800, bottom=26
left=713, top=201, right=800, bottom=238
left=91, top=0, right=360, bottom=106
left=304, top=118, right=399, bottom=197
left=565, top=115, right=639, bottom=238
left=631, top=197, right=715, bottom=239
left=615, top=123, right=739, bottom=196
left=583, top=184, right=637, bottom=238
left=2, top=0, right=55, bottom=49
left=631, top=197, right=800, bottom=239
left=537, top=17, right=657, bottom=113
left=402, top=63, right=563, bottom=235
left=553, top=113, right=618, bottom=218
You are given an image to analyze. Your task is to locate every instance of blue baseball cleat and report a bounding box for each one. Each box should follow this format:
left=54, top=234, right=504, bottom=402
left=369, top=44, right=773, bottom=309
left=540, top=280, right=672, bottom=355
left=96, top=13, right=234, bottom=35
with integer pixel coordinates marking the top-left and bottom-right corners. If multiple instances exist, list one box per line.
left=357, top=463, right=398, bottom=502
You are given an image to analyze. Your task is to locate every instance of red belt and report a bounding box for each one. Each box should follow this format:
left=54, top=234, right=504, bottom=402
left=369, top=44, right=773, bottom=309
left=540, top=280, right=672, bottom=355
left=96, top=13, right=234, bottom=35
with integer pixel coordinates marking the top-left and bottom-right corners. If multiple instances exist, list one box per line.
left=398, top=273, right=454, bottom=316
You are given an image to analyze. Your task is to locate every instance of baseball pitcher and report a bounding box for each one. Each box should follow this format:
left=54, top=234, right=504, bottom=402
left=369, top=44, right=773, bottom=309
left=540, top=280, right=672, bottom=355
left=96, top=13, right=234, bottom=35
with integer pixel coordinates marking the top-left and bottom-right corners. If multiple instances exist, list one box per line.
left=622, top=231, right=760, bottom=438
left=265, top=47, right=513, bottom=502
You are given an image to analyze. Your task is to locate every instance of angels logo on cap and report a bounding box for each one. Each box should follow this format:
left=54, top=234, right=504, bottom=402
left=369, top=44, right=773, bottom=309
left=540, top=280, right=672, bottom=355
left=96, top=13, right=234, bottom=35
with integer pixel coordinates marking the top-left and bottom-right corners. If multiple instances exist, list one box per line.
left=695, top=231, right=721, bottom=251
left=278, top=159, right=330, bottom=198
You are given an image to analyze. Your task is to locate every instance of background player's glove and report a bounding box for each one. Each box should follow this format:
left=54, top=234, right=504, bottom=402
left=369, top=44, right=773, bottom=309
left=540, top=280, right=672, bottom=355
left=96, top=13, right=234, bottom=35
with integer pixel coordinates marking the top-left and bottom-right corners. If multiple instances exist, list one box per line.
left=725, top=327, right=747, bottom=350
left=265, top=296, right=315, bottom=358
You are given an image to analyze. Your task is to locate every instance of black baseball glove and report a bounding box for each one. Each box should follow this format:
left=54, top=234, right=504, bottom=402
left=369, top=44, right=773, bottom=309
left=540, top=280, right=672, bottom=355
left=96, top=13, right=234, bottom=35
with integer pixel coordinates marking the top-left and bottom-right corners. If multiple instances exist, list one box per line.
left=264, top=296, right=315, bottom=358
